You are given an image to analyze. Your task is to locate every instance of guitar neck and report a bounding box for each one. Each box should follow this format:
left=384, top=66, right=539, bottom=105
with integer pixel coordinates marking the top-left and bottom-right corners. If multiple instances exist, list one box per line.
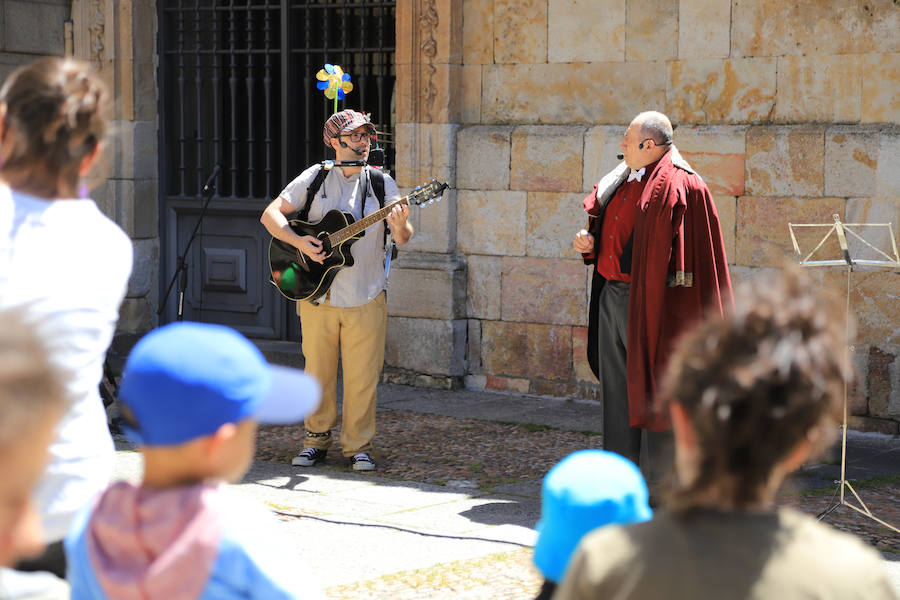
left=328, top=197, right=408, bottom=246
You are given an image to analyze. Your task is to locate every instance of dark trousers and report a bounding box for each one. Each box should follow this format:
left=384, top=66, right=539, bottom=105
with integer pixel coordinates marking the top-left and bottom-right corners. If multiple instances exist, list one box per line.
left=596, top=280, right=673, bottom=491
left=535, top=579, right=556, bottom=600
left=14, top=540, right=66, bottom=579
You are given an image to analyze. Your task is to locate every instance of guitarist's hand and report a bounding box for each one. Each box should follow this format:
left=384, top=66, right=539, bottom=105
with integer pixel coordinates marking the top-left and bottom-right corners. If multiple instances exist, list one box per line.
left=386, top=203, right=413, bottom=244
left=573, top=229, right=594, bottom=254
left=386, top=203, right=410, bottom=228
left=297, top=235, right=326, bottom=264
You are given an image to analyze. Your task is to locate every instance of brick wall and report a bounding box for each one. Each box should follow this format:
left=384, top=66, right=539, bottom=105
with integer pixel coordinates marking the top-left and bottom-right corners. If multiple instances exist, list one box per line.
left=391, top=0, right=900, bottom=433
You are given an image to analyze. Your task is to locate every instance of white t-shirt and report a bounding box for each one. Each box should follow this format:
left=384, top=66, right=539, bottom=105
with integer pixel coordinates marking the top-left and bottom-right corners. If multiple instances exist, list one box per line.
left=0, top=185, right=133, bottom=543
left=279, top=165, right=400, bottom=308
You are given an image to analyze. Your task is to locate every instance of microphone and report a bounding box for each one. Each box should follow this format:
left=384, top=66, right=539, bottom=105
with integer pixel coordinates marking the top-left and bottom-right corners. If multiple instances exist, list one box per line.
left=338, top=139, right=366, bottom=156
left=617, top=153, right=624, bottom=160
left=202, top=163, right=221, bottom=194
left=339, top=140, right=366, bottom=157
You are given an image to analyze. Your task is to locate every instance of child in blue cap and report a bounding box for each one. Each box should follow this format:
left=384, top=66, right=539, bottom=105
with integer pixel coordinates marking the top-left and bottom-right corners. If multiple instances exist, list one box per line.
left=64, top=322, right=322, bottom=599
left=532, top=449, right=652, bottom=599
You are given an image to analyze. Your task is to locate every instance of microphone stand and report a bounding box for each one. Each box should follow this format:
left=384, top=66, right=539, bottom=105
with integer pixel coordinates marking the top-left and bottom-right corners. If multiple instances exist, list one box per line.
left=159, top=165, right=221, bottom=321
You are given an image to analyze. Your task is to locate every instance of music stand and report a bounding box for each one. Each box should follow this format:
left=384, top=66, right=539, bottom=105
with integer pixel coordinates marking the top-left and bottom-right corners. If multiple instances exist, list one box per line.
left=787, top=214, right=900, bottom=534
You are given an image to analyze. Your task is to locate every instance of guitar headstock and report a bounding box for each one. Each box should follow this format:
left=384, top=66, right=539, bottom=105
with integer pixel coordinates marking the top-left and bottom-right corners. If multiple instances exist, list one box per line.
left=408, top=179, right=450, bottom=207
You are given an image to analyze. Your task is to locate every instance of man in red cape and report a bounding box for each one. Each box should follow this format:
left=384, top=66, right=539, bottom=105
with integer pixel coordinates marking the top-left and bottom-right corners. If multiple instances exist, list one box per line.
left=574, top=111, right=732, bottom=487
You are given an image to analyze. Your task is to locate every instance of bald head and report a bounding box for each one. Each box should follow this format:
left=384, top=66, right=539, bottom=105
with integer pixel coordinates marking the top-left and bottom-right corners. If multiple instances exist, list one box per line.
left=631, top=111, right=673, bottom=146
left=619, top=111, right=674, bottom=170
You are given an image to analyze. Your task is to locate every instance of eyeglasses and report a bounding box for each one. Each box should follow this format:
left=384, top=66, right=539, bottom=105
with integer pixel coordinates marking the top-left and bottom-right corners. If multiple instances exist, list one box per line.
left=338, top=131, right=371, bottom=143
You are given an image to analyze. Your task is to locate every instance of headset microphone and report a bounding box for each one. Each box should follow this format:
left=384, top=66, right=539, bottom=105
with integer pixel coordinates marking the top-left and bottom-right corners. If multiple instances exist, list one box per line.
left=616, top=153, right=624, bottom=160
left=338, top=138, right=366, bottom=156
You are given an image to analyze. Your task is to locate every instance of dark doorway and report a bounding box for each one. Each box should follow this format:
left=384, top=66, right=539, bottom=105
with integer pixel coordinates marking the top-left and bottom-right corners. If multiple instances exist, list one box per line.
left=158, top=0, right=396, bottom=339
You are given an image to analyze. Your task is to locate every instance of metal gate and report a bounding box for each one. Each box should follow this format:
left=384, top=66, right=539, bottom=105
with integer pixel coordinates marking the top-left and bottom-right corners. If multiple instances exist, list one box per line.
left=158, top=0, right=396, bottom=339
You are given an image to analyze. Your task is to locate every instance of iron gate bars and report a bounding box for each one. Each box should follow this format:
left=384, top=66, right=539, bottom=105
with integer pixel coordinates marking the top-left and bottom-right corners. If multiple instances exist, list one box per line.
left=160, top=0, right=396, bottom=202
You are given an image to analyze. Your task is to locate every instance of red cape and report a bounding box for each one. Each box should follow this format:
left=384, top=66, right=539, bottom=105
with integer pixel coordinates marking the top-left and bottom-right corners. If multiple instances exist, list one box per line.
left=626, top=150, right=733, bottom=431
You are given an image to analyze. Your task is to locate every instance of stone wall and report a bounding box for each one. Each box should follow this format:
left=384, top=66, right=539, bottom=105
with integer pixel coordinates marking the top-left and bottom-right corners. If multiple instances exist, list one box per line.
left=1, top=0, right=157, bottom=353
left=70, top=0, right=160, bottom=357
left=0, top=1, right=70, bottom=81
left=391, top=0, right=900, bottom=433
left=1, top=0, right=156, bottom=357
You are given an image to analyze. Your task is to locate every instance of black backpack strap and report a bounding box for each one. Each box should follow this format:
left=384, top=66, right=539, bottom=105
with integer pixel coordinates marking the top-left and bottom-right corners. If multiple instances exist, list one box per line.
left=366, top=166, right=392, bottom=251
left=368, top=166, right=386, bottom=209
left=297, top=163, right=331, bottom=222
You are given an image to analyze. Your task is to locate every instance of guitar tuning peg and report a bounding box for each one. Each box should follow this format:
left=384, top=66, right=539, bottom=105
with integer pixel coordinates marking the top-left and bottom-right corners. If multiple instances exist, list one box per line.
left=415, top=185, right=421, bottom=191
left=428, top=199, right=434, bottom=204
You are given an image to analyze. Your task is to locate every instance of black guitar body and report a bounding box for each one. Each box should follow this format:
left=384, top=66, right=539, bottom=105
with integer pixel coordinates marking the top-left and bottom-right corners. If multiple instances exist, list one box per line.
left=268, top=209, right=364, bottom=302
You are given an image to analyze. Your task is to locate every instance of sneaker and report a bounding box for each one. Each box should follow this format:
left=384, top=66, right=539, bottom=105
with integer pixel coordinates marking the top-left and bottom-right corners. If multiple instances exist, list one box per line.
left=350, top=452, right=375, bottom=471
left=292, top=448, right=326, bottom=467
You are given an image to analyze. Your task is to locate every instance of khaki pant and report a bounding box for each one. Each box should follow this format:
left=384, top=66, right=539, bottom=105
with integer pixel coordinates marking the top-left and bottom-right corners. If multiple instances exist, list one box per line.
left=297, top=292, right=386, bottom=456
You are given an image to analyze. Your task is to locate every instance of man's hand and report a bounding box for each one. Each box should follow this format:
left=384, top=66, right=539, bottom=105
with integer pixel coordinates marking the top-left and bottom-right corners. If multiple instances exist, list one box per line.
left=261, top=196, right=327, bottom=262
left=386, top=203, right=410, bottom=229
left=573, top=229, right=594, bottom=254
left=297, top=235, right=325, bottom=263
left=386, top=203, right=414, bottom=244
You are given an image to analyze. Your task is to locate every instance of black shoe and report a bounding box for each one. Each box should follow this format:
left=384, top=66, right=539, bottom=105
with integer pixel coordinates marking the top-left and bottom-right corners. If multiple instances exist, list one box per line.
left=292, top=448, right=326, bottom=467
left=350, top=452, right=375, bottom=471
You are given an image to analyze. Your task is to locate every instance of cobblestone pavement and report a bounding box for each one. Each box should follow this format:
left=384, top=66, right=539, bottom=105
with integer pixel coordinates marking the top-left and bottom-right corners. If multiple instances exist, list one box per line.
left=257, top=410, right=601, bottom=489
left=257, top=407, right=900, bottom=599
left=325, top=549, right=543, bottom=600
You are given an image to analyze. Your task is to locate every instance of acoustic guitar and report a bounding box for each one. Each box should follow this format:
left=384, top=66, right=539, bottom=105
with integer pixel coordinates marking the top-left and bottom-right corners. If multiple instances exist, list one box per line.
left=268, top=179, right=449, bottom=302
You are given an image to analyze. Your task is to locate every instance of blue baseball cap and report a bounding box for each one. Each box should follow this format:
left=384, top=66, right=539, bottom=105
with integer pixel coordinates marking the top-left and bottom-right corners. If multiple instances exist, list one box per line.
left=533, top=450, right=652, bottom=582
left=118, top=322, right=320, bottom=446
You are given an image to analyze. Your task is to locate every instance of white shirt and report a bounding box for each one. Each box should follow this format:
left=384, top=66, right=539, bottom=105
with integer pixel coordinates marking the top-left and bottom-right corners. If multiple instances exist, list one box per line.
left=279, top=165, right=400, bottom=308
left=0, top=186, right=133, bottom=542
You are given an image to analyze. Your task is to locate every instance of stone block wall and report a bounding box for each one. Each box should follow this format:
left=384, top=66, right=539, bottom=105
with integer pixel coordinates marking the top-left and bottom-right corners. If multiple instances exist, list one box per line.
left=0, top=1, right=157, bottom=369
left=0, top=0, right=69, bottom=80
left=393, top=0, right=900, bottom=433
left=69, top=0, right=160, bottom=359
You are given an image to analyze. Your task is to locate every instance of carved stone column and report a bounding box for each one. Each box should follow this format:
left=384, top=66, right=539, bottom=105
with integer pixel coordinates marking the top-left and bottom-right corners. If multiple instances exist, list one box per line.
left=389, top=0, right=466, bottom=387
left=71, top=0, right=133, bottom=120
left=395, top=0, right=462, bottom=188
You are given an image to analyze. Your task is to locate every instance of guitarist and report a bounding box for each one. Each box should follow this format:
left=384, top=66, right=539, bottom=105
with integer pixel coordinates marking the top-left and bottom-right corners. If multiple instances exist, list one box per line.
left=260, top=110, right=412, bottom=472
